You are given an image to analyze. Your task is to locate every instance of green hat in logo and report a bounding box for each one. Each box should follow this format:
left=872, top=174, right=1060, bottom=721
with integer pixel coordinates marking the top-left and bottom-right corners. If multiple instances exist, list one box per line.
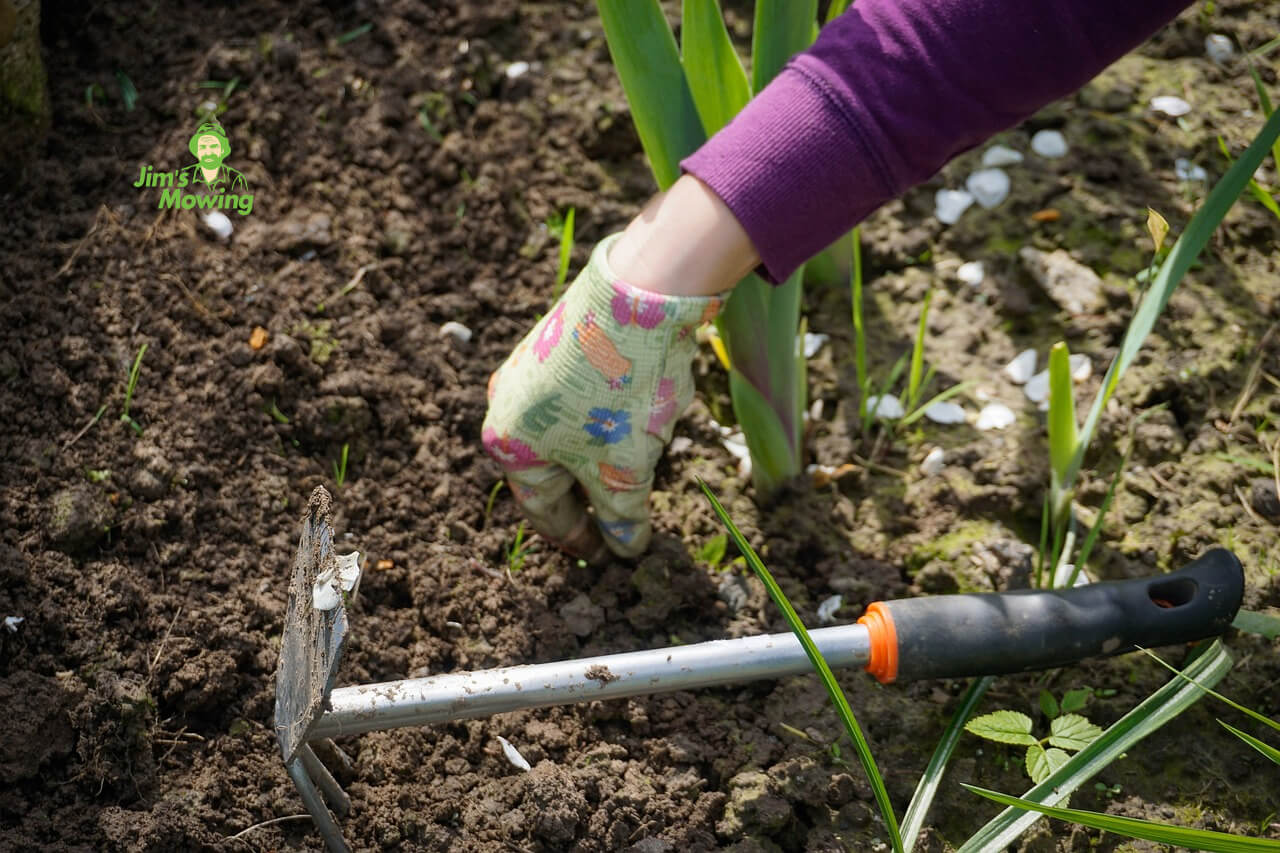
left=189, top=121, right=231, bottom=169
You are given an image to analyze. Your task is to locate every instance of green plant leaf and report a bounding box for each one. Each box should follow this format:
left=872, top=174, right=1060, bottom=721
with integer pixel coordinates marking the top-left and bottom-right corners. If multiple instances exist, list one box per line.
left=901, top=676, right=994, bottom=853
left=906, top=289, right=934, bottom=411
left=595, top=0, right=706, bottom=189
left=1025, top=744, right=1071, bottom=784
left=1232, top=609, right=1280, bottom=639
left=696, top=533, right=728, bottom=568
left=1139, top=648, right=1280, bottom=737
left=751, top=0, right=817, bottom=93
left=965, top=710, right=1037, bottom=746
left=898, top=380, right=974, bottom=428
left=699, top=479, right=903, bottom=852
left=1220, top=720, right=1280, bottom=766
left=964, top=785, right=1280, bottom=851
left=1048, top=714, right=1103, bottom=751
left=1146, top=207, right=1170, bottom=253
left=1047, top=341, right=1078, bottom=523
left=1060, top=688, right=1092, bottom=714
left=824, top=0, right=853, bottom=23
left=1070, top=107, right=1280, bottom=491
left=681, top=0, right=752, bottom=135
left=958, top=641, right=1233, bottom=852
left=1038, top=690, right=1059, bottom=720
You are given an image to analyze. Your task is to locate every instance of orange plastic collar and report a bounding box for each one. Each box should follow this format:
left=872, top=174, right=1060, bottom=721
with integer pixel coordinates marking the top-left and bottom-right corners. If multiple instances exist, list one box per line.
left=858, top=602, right=899, bottom=684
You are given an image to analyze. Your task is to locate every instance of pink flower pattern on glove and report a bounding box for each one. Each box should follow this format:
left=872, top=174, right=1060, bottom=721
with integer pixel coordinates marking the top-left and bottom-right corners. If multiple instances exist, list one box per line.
left=611, top=282, right=668, bottom=329
left=482, top=427, right=543, bottom=471
left=533, top=302, right=566, bottom=362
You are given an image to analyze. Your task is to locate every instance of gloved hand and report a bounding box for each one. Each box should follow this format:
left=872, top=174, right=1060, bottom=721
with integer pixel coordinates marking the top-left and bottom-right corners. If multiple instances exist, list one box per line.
left=482, top=234, right=724, bottom=560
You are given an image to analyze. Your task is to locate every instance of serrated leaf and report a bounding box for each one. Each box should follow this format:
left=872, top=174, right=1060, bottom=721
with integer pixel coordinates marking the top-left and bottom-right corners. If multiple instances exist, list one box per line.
left=1060, top=688, right=1092, bottom=714
left=1026, top=744, right=1071, bottom=784
left=965, top=710, right=1037, bottom=746
left=1049, top=714, right=1104, bottom=751
left=1039, top=690, right=1060, bottom=720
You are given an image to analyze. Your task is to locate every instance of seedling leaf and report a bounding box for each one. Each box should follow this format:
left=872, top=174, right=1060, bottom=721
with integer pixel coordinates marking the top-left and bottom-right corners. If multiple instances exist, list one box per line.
left=696, top=533, right=728, bottom=569
left=1219, top=720, right=1280, bottom=766
left=1145, top=207, right=1169, bottom=253
left=1231, top=609, right=1280, bottom=639
left=965, top=710, right=1037, bottom=746
left=1025, top=744, right=1070, bottom=784
left=1038, top=690, right=1059, bottom=720
left=1060, top=688, right=1092, bottom=714
left=1048, top=714, right=1103, bottom=750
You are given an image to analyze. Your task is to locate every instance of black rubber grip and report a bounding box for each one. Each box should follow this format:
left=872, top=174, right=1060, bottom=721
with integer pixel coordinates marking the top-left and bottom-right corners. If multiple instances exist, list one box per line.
left=883, top=548, right=1243, bottom=682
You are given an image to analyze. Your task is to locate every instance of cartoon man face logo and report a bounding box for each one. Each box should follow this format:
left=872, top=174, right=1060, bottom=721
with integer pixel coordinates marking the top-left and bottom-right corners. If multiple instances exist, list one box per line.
left=185, top=121, right=248, bottom=190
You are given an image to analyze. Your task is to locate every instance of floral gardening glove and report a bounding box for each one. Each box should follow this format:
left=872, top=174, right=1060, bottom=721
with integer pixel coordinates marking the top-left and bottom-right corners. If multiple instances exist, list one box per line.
left=483, top=234, right=724, bottom=560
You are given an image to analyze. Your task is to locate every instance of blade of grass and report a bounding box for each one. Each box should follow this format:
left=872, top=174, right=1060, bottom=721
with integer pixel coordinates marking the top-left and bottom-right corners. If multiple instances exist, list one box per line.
left=698, top=478, right=904, bottom=852
left=906, top=290, right=934, bottom=411
left=681, top=0, right=752, bottom=134
left=751, top=0, right=818, bottom=93
left=898, top=381, right=975, bottom=428
left=121, top=343, right=148, bottom=420
left=337, top=23, right=373, bottom=45
left=115, top=71, right=138, bottom=111
left=1242, top=51, right=1279, bottom=165
left=901, top=676, right=994, bottom=852
left=1231, top=609, right=1280, bottom=639
left=1220, top=720, right=1280, bottom=766
left=596, top=0, right=706, bottom=189
left=824, top=0, right=854, bottom=24
left=957, top=640, right=1233, bottom=851
left=1047, top=342, right=1078, bottom=520
left=964, top=785, right=1280, bottom=852
left=1070, top=107, right=1280, bottom=490
left=552, top=207, right=575, bottom=300
left=1137, top=648, right=1280, bottom=736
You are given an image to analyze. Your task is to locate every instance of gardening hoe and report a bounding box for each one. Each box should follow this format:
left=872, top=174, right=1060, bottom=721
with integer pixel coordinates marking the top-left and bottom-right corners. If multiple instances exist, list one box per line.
left=275, top=487, right=1244, bottom=853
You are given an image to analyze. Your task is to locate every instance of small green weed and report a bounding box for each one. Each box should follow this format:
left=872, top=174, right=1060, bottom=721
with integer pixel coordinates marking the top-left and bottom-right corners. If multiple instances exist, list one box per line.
left=332, top=443, right=349, bottom=487
left=120, top=344, right=147, bottom=435
left=506, top=521, right=533, bottom=575
left=964, top=689, right=1104, bottom=785
left=695, top=532, right=727, bottom=570
left=548, top=207, right=576, bottom=301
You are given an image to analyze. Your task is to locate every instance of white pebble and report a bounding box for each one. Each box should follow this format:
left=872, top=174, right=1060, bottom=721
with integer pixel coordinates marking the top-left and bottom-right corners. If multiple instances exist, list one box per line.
left=966, top=168, right=1011, bottom=209
left=202, top=210, right=233, bottom=240
left=803, top=332, right=829, bottom=358
left=3, top=615, right=22, bottom=633
left=975, top=403, right=1015, bottom=431
left=923, top=400, right=966, bottom=424
left=866, top=394, right=904, bottom=420
left=504, top=61, right=530, bottom=79
left=817, top=594, right=843, bottom=624
left=1004, top=349, right=1037, bottom=384
left=198, top=99, right=218, bottom=115
left=1031, top=130, right=1069, bottom=159
left=1174, top=158, right=1207, bottom=182
left=935, top=189, right=975, bottom=225
left=439, top=321, right=473, bottom=343
left=668, top=436, right=693, bottom=455
left=1204, top=34, right=1234, bottom=65
left=1151, top=95, right=1191, bottom=117
left=956, top=261, right=985, bottom=286
left=1023, top=369, right=1050, bottom=404
left=981, top=144, right=1024, bottom=167
left=497, top=736, right=532, bottom=772
left=920, top=447, right=945, bottom=477
left=1069, top=353, right=1092, bottom=382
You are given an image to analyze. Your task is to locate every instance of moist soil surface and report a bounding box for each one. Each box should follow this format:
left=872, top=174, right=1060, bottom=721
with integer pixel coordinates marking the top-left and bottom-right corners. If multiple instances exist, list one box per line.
left=2, top=2, right=1279, bottom=851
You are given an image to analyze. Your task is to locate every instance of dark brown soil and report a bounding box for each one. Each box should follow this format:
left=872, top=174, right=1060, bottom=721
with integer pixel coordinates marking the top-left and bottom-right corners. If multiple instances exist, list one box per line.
left=2, top=2, right=1278, bottom=851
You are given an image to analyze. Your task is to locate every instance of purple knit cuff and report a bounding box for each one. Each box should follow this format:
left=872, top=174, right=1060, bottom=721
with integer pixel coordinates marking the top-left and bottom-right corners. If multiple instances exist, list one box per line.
left=681, top=59, right=892, bottom=284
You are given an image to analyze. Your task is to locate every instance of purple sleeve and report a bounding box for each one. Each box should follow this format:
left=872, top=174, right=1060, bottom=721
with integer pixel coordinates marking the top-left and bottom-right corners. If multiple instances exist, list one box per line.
left=681, top=0, right=1190, bottom=283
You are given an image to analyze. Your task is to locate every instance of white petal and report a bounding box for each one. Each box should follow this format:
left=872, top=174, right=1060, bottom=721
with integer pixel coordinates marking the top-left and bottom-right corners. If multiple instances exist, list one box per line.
left=1023, top=369, right=1050, bottom=404
left=313, top=581, right=341, bottom=611
left=202, top=210, right=233, bottom=240
left=336, top=551, right=362, bottom=592
left=504, top=61, right=530, bottom=79
left=935, top=189, right=975, bottom=225
left=1204, top=34, right=1233, bottom=64
left=497, top=736, right=532, bottom=772
left=966, top=168, right=1011, bottom=209
left=1069, top=353, right=1092, bottom=382
left=439, top=321, right=472, bottom=343
left=1052, top=562, right=1092, bottom=588
left=956, top=260, right=985, bottom=286
left=866, top=394, right=904, bottom=420
left=981, top=144, right=1024, bottom=167
left=923, top=400, right=966, bottom=424
left=803, top=332, right=829, bottom=358
left=1004, top=349, right=1037, bottom=384
left=920, top=447, right=945, bottom=477
left=1174, top=158, right=1207, bottom=182
left=668, top=436, right=693, bottom=455
left=817, top=594, right=843, bottom=624
left=1151, top=95, right=1191, bottom=117
left=1030, top=130, right=1069, bottom=159
left=975, top=403, right=1015, bottom=431
left=3, top=615, right=23, bottom=632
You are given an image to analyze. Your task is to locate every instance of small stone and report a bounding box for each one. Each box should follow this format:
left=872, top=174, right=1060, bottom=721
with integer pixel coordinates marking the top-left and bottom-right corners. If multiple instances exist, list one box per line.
left=1151, top=95, right=1191, bottom=117
left=1004, top=349, right=1037, bottom=384
left=439, top=321, right=472, bottom=343
left=935, top=189, right=975, bottom=224
left=1023, top=370, right=1050, bottom=404
left=803, top=332, right=829, bottom=358
left=866, top=394, right=904, bottom=420
left=1069, top=353, right=1092, bottom=382
left=817, top=594, right=843, bottom=624
left=3, top=616, right=22, bottom=633
left=249, top=326, right=269, bottom=350
left=923, top=401, right=966, bottom=424
left=717, top=574, right=752, bottom=614
left=48, top=485, right=111, bottom=554
left=504, top=61, right=530, bottom=79
left=1018, top=247, right=1106, bottom=315
left=1249, top=479, right=1280, bottom=521
left=957, top=260, right=985, bottom=286
left=1031, top=130, right=1069, bottom=158
left=975, top=403, right=1015, bottom=431
left=920, top=447, right=945, bottom=477
left=966, top=168, right=1011, bottom=209
left=1174, top=158, right=1207, bottom=182
left=1205, top=34, right=1234, bottom=65
left=202, top=210, right=233, bottom=240
left=981, top=144, right=1024, bottom=167
left=559, top=593, right=604, bottom=636
left=497, top=736, right=532, bottom=772
left=668, top=436, right=692, bottom=455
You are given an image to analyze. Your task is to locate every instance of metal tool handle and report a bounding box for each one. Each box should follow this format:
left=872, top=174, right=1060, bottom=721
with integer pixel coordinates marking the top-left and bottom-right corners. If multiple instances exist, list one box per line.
left=858, top=548, right=1243, bottom=683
